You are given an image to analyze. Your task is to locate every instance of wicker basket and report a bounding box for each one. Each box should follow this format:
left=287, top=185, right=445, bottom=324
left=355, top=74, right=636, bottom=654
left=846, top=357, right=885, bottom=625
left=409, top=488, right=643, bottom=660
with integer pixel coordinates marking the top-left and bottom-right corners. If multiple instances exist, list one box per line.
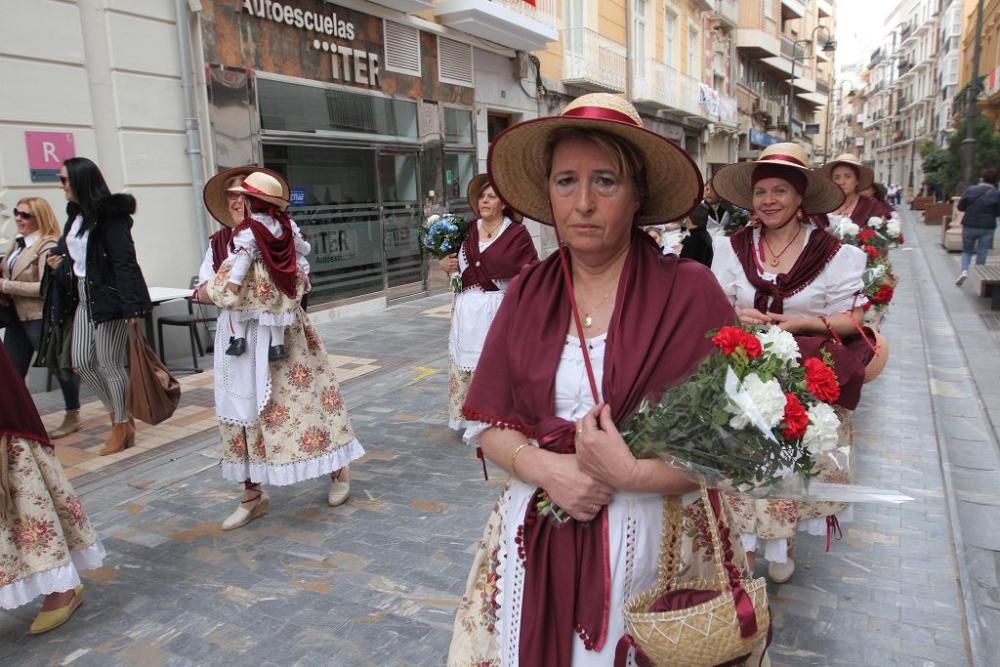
left=622, top=488, right=770, bottom=666
left=862, top=330, right=889, bottom=383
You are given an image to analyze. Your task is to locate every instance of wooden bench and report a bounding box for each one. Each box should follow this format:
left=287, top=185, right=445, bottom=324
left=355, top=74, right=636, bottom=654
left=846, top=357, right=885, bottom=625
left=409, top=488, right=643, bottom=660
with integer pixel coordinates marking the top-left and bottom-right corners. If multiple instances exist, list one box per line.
left=923, top=202, right=951, bottom=225
left=976, top=265, right=1000, bottom=310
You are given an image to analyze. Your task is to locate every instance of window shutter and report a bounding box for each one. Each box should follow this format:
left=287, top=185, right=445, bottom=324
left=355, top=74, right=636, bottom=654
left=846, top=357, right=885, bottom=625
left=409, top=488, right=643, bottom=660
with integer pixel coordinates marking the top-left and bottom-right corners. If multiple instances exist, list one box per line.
left=438, top=36, right=474, bottom=88
left=384, top=20, right=421, bottom=77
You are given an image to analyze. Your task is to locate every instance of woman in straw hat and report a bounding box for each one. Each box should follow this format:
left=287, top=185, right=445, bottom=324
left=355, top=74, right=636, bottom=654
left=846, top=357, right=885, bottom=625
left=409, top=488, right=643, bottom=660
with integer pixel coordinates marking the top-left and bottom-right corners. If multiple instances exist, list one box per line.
left=821, top=153, right=894, bottom=227
left=0, top=342, right=104, bottom=633
left=197, top=168, right=364, bottom=530
left=442, top=173, right=537, bottom=433
left=448, top=93, right=760, bottom=666
left=711, top=143, right=874, bottom=584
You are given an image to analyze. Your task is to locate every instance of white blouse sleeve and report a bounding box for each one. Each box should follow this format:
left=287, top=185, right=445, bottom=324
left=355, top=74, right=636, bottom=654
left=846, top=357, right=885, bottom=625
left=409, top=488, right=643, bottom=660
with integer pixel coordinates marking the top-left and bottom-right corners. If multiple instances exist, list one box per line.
left=824, top=245, right=868, bottom=313
left=196, top=247, right=214, bottom=288
left=710, top=236, right=740, bottom=303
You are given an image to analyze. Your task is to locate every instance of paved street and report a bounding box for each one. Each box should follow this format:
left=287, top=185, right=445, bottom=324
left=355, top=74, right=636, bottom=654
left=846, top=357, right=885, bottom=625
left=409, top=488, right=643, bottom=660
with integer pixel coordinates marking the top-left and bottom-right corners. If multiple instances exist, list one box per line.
left=3, top=209, right=997, bottom=666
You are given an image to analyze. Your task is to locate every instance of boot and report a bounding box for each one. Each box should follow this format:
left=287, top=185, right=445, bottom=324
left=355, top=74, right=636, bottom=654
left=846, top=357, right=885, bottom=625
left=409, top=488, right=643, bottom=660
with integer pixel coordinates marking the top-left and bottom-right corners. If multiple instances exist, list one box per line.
left=99, top=423, right=133, bottom=456
left=268, top=344, right=287, bottom=362
left=49, top=410, right=82, bottom=439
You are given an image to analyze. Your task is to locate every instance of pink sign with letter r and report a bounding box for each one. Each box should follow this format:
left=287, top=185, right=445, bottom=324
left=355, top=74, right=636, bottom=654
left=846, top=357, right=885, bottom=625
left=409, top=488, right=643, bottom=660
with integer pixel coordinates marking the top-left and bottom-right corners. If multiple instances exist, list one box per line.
left=25, top=131, right=76, bottom=182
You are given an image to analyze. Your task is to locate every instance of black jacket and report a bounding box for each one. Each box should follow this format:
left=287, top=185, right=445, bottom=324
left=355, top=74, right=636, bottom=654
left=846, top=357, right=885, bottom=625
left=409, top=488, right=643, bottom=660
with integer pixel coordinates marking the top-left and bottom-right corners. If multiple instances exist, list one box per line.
left=957, top=183, right=1000, bottom=230
left=679, top=226, right=714, bottom=267
left=690, top=200, right=739, bottom=235
left=62, top=194, right=151, bottom=324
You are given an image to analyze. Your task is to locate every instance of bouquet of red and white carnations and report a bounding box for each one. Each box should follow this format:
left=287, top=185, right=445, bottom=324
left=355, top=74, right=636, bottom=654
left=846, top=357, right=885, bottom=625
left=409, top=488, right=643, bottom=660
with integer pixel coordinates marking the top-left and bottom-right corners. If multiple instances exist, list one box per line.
left=830, top=214, right=900, bottom=323
left=621, top=325, right=841, bottom=492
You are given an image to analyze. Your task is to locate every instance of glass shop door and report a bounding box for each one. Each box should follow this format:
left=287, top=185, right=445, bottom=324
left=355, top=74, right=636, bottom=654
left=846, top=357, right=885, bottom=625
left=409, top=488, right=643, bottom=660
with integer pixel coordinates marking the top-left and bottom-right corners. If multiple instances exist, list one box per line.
left=377, top=148, right=425, bottom=300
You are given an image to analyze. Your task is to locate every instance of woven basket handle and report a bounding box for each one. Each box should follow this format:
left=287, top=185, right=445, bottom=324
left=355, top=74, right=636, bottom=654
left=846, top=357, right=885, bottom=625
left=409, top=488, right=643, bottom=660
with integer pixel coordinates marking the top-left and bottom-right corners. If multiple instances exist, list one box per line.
left=654, top=495, right=685, bottom=593
left=702, top=487, right=761, bottom=639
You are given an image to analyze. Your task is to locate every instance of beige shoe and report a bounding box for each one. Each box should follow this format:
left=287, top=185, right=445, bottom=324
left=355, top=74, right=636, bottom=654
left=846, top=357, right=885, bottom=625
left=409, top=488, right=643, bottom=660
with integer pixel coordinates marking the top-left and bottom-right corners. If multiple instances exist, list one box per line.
left=767, top=558, right=795, bottom=584
left=30, top=586, right=84, bottom=634
left=328, top=469, right=350, bottom=507
left=222, top=492, right=270, bottom=530
left=49, top=410, right=82, bottom=439
left=99, top=422, right=133, bottom=455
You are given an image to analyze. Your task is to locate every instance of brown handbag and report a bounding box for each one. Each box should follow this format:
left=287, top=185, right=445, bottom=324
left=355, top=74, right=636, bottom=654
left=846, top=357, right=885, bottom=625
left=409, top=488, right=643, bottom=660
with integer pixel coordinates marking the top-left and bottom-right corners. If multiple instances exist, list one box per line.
left=126, top=321, right=181, bottom=425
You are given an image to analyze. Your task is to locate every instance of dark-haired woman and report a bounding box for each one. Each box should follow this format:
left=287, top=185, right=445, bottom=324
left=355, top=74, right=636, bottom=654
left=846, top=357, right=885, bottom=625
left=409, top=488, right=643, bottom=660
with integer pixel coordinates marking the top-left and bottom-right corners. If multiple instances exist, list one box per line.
left=47, top=158, right=151, bottom=455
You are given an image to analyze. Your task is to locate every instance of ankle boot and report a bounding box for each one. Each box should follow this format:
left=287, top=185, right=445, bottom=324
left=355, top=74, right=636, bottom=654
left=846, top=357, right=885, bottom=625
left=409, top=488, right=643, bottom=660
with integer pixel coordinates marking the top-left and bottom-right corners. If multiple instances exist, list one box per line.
left=49, top=411, right=82, bottom=439
left=100, top=423, right=132, bottom=455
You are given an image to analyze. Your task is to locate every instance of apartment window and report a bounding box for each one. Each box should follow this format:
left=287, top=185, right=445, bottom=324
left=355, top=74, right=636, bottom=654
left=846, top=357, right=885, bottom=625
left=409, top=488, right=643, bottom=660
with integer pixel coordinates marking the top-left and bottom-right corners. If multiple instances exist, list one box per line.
left=688, top=24, right=699, bottom=77
left=634, top=0, right=647, bottom=77
left=664, top=6, right=676, bottom=66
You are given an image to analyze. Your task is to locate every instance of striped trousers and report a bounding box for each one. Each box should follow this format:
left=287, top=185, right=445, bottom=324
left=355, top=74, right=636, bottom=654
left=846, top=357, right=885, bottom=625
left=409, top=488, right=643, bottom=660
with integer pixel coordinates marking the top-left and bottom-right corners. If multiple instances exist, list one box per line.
left=72, top=282, right=130, bottom=423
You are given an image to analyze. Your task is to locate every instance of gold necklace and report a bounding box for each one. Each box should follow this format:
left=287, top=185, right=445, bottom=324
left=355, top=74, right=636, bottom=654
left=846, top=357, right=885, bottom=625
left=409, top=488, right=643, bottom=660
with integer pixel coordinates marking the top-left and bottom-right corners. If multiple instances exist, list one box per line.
left=578, top=291, right=613, bottom=328
left=481, top=218, right=502, bottom=239
left=761, top=224, right=803, bottom=268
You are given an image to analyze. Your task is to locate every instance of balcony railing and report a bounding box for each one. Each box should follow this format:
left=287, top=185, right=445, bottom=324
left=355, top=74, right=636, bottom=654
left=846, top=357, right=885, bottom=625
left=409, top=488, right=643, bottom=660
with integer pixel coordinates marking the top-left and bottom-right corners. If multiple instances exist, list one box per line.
left=561, top=28, right=628, bottom=93
left=632, top=58, right=702, bottom=116
left=715, top=0, right=738, bottom=25
left=434, top=0, right=558, bottom=52
left=816, top=80, right=829, bottom=95
left=780, top=36, right=796, bottom=60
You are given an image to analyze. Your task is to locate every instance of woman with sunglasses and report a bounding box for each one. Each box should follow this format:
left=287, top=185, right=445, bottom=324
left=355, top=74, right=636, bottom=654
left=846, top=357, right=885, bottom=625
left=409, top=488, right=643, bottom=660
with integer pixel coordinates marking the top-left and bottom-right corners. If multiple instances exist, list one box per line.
left=1, top=198, right=82, bottom=437
left=47, top=158, right=151, bottom=455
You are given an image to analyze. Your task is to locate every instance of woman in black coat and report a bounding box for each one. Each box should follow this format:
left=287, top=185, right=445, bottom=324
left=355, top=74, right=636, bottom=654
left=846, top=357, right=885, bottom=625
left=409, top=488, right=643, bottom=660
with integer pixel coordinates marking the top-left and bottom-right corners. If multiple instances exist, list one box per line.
left=47, top=157, right=151, bottom=454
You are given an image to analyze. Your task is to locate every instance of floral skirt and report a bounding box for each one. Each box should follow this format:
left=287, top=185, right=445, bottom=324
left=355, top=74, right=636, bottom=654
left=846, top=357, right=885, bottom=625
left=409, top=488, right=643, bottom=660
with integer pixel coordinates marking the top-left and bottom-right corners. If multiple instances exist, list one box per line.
left=727, top=409, right=854, bottom=562
left=448, top=361, right=474, bottom=431
left=448, top=484, right=763, bottom=666
left=1, top=435, right=104, bottom=610
left=217, top=312, right=365, bottom=486
left=215, top=257, right=303, bottom=327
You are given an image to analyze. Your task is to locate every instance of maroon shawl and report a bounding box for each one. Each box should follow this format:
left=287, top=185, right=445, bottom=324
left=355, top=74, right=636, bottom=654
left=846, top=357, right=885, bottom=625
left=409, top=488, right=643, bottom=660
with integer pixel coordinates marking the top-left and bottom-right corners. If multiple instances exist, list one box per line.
left=730, top=226, right=841, bottom=315
left=232, top=210, right=298, bottom=298
left=460, top=220, right=538, bottom=292
left=730, top=227, right=873, bottom=410
left=0, top=344, right=49, bottom=448
left=849, top=196, right=894, bottom=227
left=463, top=230, right=735, bottom=667
left=210, top=227, right=233, bottom=272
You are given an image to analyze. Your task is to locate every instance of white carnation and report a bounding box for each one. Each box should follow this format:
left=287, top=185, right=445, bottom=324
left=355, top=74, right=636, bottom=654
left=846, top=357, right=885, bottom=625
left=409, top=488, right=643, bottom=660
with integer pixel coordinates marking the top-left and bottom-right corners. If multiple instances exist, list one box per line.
left=756, top=326, right=800, bottom=365
left=727, top=373, right=787, bottom=431
left=803, top=403, right=841, bottom=455
left=867, top=216, right=884, bottom=229
left=426, top=214, right=441, bottom=225
left=834, top=219, right=860, bottom=239
left=886, top=220, right=902, bottom=238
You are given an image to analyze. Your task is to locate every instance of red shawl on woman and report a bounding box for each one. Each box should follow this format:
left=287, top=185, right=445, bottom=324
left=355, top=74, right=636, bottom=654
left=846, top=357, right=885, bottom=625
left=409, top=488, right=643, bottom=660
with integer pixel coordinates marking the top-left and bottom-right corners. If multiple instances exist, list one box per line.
left=463, top=230, right=735, bottom=667
left=848, top=195, right=894, bottom=227
left=729, top=226, right=874, bottom=410
left=0, top=344, right=49, bottom=448
left=460, top=219, right=538, bottom=291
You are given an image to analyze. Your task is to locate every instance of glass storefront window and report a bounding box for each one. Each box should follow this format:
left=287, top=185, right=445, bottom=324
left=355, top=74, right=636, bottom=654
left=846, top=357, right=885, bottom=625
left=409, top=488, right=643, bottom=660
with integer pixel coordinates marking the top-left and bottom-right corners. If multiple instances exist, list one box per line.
left=258, top=78, right=417, bottom=138
left=444, top=106, right=474, bottom=145
left=443, top=152, right=476, bottom=213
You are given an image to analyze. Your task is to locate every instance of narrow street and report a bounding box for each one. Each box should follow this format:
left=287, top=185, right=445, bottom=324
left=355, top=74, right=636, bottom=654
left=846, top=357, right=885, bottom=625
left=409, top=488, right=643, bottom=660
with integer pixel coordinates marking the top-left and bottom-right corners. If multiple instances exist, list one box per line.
left=2, top=209, right=996, bottom=666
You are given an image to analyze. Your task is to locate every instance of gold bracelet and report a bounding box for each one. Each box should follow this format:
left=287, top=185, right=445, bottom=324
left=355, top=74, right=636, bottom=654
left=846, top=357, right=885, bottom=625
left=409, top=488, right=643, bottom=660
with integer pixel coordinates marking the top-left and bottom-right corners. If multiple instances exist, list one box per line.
left=510, top=443, right=532, bottom=477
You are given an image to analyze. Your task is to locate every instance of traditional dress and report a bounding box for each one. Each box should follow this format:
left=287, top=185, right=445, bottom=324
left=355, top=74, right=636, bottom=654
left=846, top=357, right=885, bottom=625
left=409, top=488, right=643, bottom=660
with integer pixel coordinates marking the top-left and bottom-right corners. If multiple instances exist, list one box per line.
left=447, top=218, right=537, bottom=431
left=449, top=233, right=756, bottom=666
left=840, top=195, right=895, bottom=228
left=198, top=237, right=364, bottom=486
left=0, top=345, right=104, bottom=610
left=711, top=224, right=873, bottom=562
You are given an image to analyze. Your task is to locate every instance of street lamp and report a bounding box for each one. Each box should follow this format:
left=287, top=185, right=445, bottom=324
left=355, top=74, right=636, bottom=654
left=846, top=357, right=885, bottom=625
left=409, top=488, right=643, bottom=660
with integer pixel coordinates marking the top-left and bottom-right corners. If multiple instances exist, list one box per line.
left=789, top=25, right=836, bottom=142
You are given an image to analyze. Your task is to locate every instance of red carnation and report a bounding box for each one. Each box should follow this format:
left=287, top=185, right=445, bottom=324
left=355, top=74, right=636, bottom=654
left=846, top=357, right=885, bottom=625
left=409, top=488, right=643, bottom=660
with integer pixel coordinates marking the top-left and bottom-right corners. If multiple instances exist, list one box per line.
left=781, top=392, right=809, bottom=440
left=898, top=234, right=905, bottom=244
left=864, top=245, right=879, bottom=259
left=858, top=228, right=876, bottom=243
left=871, top=284, right=895, bottom=305
left=804, top=357, right=840, bottom=403
left=712, top=327, right=763, bottom=358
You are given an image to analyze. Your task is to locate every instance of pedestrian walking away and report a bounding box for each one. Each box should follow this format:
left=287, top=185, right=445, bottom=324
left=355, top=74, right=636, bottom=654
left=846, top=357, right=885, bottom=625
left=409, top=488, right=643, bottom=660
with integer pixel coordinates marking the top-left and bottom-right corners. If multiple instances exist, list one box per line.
left=0, top=342, right=104, bottom=633
left=448, top=93, right=764, bottom=666
left=444, top=173, right=538, bottom=433
left=49, top=157, right=151, bottom=455
left=955, top=167, right=1000, bottom=286
left=711, top=142, right=876, bottom=583
left=0, top=197, right=82, bottom=437
left=197, top=167, right=364, bottom=530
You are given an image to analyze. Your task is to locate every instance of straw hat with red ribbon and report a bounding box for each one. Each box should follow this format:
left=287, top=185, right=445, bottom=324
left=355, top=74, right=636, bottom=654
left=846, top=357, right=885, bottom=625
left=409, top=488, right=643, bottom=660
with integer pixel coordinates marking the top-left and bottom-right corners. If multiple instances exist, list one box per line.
left=820, top=152, right=875, bottom=193
left=712, top=143, right=844, bottom=215
left=487, top=93, right=704, bottom=225
left=203, top=166, right=290, bottom=228
left=467, top=173, right=523, bottom=223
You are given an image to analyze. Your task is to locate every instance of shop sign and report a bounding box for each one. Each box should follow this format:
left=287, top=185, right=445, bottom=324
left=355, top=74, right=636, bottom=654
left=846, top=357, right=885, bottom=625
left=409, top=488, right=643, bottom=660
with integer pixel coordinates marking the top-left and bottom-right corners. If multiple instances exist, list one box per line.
left=24, top=131, right=75, bottom=183
left=238, top=0, right=381, bottom=88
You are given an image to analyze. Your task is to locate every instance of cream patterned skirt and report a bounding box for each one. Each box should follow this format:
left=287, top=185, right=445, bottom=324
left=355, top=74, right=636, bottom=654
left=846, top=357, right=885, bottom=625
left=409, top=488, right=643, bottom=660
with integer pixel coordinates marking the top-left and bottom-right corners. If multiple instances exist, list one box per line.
left=0, top=435, right=104, bottom=609
left=448, top=361, right=474, bottom=431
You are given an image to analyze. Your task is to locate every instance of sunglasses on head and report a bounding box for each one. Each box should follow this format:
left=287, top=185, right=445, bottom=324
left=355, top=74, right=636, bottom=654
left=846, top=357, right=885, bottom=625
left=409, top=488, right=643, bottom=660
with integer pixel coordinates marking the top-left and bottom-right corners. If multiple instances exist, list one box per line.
left=13, top=209, right=34, bottom=220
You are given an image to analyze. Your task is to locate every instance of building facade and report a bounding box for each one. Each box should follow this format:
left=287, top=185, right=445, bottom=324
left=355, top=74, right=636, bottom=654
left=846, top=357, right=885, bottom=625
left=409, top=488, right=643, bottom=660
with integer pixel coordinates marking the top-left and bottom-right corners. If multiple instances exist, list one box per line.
left=957, top=0, right=1000, bottom=131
